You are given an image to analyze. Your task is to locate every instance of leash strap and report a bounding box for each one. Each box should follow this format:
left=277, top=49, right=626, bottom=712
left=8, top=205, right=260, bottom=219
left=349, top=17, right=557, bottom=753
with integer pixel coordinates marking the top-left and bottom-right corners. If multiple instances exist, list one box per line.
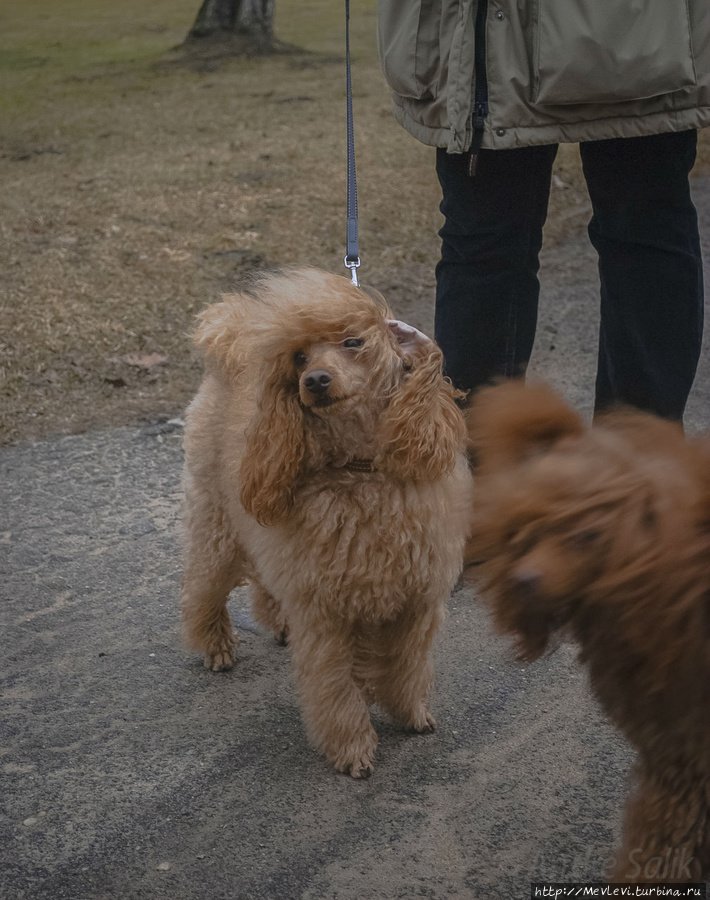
left=344, top=0, right=361, bottom=286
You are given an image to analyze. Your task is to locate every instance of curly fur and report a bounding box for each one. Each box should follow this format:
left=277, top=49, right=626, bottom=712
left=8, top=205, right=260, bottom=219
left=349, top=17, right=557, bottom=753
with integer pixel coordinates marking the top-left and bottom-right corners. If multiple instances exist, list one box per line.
left=181, top=268, right=472, bottom=777
left=466, top=380, right=710, bottom=883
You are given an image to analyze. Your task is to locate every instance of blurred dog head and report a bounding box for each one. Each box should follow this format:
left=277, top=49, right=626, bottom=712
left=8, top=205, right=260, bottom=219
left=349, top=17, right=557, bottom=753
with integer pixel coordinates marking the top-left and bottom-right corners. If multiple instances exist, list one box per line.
left=466, top=381, right=709, bottom=666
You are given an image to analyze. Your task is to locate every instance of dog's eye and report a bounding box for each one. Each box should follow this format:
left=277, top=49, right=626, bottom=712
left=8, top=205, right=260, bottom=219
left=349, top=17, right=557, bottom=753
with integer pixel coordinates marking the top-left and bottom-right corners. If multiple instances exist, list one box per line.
left=510, top=533, right=535, bottom=555
left=294, top=351, right=307, bottom=367
left=565, top=528, right=601, bottom=547
left=342, top=338, right=364, bottom=349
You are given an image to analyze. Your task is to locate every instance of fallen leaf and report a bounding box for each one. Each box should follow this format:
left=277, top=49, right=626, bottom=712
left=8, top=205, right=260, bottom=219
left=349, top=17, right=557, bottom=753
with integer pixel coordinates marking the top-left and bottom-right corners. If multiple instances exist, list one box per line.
left=122, top=353, right=168, bottom=369
left=161, top=247, right=191, bottom=261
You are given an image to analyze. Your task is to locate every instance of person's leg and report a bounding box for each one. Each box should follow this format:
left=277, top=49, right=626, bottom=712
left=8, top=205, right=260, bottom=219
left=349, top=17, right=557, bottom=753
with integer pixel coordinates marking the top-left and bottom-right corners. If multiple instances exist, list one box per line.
left=580, top=131, right=704, bottom=420
left=435, top=144, right=558, bottom=397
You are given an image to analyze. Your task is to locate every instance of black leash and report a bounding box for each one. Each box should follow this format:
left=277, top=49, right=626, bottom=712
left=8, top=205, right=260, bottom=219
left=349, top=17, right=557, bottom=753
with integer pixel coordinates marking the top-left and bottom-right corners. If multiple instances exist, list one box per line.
left=344, top=0, right=361, bottom=286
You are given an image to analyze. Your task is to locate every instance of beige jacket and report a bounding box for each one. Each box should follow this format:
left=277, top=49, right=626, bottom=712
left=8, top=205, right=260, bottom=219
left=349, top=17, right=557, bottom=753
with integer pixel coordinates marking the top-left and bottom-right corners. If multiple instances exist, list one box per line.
left=377, top=0, right=710, bottom=153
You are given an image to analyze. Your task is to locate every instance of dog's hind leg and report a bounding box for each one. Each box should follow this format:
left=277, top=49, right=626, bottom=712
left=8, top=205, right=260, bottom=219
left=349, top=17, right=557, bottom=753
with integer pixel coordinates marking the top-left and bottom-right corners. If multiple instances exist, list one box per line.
left=289, top=620, right=377, bottom=778
left=371, top=604, right=442, bottom=733
left=251, top=581, right=289, bottom=646
left=181, top=496, right=245, bottom=671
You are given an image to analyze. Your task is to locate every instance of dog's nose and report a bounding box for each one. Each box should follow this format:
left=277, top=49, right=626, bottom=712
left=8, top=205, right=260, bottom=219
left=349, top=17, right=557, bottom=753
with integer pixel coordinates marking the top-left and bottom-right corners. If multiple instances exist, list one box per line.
left=512, top=567, right=542, bottom=597
left=304, top=370, right=332, bottom=395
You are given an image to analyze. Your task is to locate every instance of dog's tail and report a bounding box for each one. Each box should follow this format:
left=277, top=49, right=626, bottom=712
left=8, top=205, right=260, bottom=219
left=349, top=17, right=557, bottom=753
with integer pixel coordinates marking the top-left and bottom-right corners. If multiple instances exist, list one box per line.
left=467, top=380, right=585, bottom=471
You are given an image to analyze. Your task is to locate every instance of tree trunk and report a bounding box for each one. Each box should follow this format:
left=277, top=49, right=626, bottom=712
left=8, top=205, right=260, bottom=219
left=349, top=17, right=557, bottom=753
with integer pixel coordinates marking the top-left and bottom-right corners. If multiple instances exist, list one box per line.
left=186, top=0, right=275, bottom=54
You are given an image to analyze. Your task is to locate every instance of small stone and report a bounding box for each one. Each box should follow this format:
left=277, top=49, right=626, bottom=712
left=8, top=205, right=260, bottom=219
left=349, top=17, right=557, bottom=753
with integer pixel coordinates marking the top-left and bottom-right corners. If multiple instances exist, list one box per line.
left=23, top=817, right=38, bottom=826
left=157, top=862, right=171, bottom=871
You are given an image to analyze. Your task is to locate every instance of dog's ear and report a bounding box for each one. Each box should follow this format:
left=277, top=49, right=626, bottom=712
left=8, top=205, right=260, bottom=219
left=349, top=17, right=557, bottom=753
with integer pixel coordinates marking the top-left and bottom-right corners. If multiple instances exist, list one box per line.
left=468, top=380, right=585, bottom=472
left=192, top=296, right=251, bottom=379
left=239, top=373, right=305, bottom=526
left=376, top=344, right=466, bottom=481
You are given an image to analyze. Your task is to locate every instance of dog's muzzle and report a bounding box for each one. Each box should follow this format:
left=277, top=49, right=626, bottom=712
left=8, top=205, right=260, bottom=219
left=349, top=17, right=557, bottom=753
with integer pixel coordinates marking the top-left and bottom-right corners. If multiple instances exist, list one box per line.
left=510, top=567, right=543, bottom=599
left=304, top=370, right=332, bottom=397
left=303, top=370, right=340, bottom=407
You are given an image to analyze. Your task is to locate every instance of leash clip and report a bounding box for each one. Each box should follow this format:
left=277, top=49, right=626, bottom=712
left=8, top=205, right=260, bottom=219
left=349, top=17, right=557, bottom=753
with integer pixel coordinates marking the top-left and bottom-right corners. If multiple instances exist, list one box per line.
left=344, top=255, right=360, bottom=287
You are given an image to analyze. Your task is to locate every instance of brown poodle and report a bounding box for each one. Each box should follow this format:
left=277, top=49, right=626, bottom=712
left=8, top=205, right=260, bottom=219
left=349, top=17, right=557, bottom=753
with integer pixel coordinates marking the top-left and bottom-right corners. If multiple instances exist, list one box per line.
left=466, top=380, right=710, bottom=883
left=181, top=268, right=473, bottom=777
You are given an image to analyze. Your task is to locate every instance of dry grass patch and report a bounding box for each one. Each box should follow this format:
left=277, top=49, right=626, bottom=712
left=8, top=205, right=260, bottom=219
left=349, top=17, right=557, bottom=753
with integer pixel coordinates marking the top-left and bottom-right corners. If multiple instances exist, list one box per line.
left=1, top=0, right=708, bottom=444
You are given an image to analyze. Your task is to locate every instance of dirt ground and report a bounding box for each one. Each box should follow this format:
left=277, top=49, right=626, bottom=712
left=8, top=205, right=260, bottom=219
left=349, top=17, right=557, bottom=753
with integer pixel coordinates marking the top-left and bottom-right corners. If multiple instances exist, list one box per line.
left=2, top=0, right=709, bottom=445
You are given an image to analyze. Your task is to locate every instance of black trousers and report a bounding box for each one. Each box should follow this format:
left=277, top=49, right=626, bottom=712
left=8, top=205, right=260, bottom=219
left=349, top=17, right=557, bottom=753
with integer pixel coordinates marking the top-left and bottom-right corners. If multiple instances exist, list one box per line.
left=435, top=130, right=704, bottom=419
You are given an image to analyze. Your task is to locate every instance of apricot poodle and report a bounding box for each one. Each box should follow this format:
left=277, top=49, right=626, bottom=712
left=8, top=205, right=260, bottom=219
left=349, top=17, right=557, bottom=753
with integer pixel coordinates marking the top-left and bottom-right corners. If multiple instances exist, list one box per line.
left=466, top=381, right=710, bottom=883
left=181, top=268, right=473, bottom=777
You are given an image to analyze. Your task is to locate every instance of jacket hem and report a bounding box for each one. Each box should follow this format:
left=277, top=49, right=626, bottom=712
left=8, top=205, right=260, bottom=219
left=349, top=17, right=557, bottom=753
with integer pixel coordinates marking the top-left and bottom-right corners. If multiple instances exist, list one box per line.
left=483, top=108, right=710, bottom=149
left=391, top=104, right=469, bottom=153
left=390, top=102, right=710, bottom=153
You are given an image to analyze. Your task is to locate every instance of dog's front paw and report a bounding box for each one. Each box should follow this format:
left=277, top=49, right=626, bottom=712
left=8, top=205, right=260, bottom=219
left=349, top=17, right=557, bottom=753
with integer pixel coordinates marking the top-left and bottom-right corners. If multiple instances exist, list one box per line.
left=393, top=704, right=436, bottom=733
left=332, top=730, right=378, bottom=779
left=203, top=634, right=237, bottom=671
left=346, top=749, right=376, bottom=780
left=410, top=710, right=436, bottom=734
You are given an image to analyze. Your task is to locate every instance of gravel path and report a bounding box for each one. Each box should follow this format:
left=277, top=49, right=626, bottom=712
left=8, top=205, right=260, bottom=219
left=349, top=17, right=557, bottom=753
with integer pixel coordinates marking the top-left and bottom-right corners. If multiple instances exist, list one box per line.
left=1, top=179, right=708, bottom=900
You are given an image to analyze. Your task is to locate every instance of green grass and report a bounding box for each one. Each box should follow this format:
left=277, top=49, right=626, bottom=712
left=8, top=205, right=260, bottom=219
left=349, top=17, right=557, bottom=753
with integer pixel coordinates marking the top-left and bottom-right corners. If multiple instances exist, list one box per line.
left=0, top=1, right=183, bottom=111
left=0, top=0, right=378, bottom=122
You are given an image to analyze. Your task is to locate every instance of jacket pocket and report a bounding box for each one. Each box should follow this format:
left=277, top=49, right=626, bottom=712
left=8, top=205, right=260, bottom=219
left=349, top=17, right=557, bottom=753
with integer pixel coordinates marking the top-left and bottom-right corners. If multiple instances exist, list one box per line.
left=532, top=0, right=697, bottom=105
left=377, top=0, right=442, bottom=100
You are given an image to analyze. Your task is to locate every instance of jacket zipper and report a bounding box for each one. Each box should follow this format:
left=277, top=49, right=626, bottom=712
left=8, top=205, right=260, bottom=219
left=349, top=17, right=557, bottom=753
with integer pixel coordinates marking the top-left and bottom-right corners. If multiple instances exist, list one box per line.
left=469, top=0, right=489, bottom=176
